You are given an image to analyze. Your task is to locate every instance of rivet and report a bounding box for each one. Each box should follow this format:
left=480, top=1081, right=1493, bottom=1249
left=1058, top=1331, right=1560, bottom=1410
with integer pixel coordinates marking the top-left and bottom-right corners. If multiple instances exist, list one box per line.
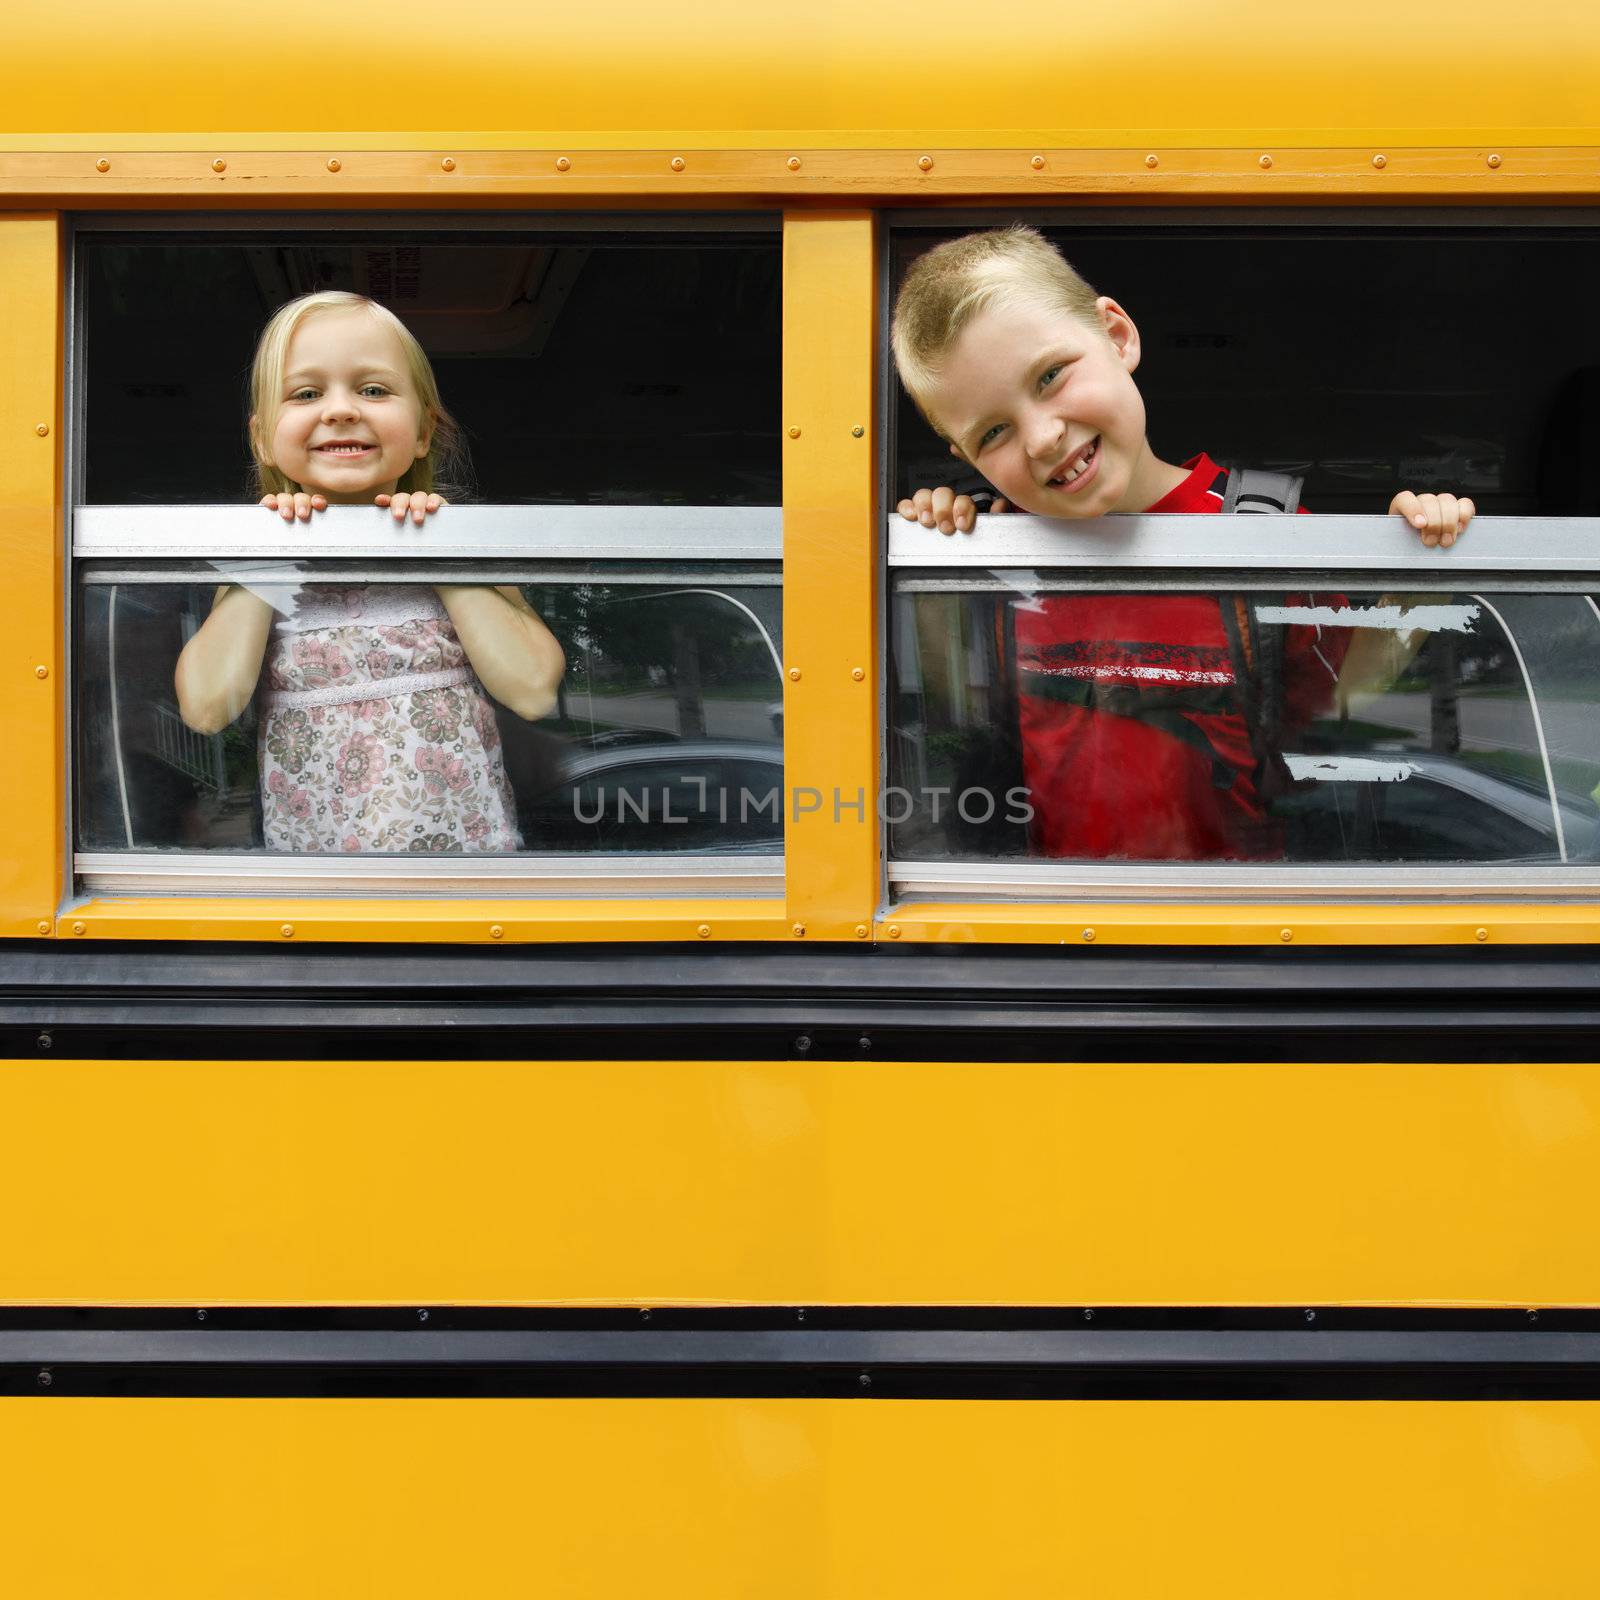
left=417, top=1308, right=430, bottom=1322
left=696, top=924, right=712, bottom=939
left=788, top=667, right=801, bottom=681
left=670, top=156, right=686, bottom=172
left=851, top=425, right=864, bottom=437
left=887, top=925, right=901, bottom=939
left=280, top=923, right=294, bottom=938
left=854, top=924, right=868, bottom=939
left=94, top=158, right=110, bottom=173
left=788, top=425, right=801, bottom=438
left=37, top=1032, right=52, bottom=1050
left=36, top=921, right=50, bottom=936
left=1304, top=1308, right=1317, bottom=1324
left=1487, top=152, right=1502, bottom=168
left=35, top=423, right=49, bottom=436
left=441, top=157, right=456, bottom=171
left=851, top=667, right=864, bottom=681
left=917, top=155, right=934, bottom=171
left=34, top=664, right=48, bottom=679
left=489, top=924, right=504, bottom=939
left=1082, top=927, right=1095, bottom=942
left=792, top=923, right=806, bottom=938
left=787, top=156, right=801, bottom=171
left=1371, top=153, right=1387, bottom=168
left=326, top=158, right=341, bottom=172
left=858, top=1371, right=872, bottom=1388
left=1145, top=153, right=1159, bottom=168
left=1258, top=153, right=1273, bottom=169
left=1280, top=928, right=1294, bottom=942
left=1475, top=927, right=1489, bottom=942
left=37, top=1369, right=52, bottom=1387
left=211, top=158, right=226, bottom=173
left=556, top=156, right=571, bottom=172
left=71, top=921, right=85, bottom=936
left=795, top=1035, right=813, bottom=1052
left=1030, top=155, right=1045, bottom=170
left=196, top=1308, right=208, bottom=1322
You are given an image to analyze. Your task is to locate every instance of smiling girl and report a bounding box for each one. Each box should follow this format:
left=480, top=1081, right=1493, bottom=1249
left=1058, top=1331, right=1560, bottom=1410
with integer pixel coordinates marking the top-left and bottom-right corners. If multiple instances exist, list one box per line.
left=175, top=290, right=565, bottom=852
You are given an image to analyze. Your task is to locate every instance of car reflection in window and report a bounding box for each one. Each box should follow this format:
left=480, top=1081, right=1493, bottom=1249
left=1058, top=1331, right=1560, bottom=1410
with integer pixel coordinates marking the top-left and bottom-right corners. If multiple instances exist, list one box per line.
left=508, top=584, right=785, bottom=853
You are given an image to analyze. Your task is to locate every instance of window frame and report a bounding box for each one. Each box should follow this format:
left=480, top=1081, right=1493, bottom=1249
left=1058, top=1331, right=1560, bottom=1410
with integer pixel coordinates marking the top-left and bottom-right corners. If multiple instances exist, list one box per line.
left=62, top=210, right=800, bottom=926
left=876, top=208, right=1600, bottom=916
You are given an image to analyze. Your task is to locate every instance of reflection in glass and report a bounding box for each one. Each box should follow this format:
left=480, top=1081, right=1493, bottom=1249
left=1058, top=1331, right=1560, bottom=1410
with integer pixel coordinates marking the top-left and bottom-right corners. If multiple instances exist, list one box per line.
left=891, top=581, right=1600, bottom=865
left=78, top=576, right=783, bottom=856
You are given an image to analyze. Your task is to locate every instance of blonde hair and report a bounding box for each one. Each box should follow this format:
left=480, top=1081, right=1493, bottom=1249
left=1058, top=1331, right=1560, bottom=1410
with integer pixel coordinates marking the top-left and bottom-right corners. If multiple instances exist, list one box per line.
left=247, top=290, right=466, bottom=497
left=891, top=226, right=1105, bottom=434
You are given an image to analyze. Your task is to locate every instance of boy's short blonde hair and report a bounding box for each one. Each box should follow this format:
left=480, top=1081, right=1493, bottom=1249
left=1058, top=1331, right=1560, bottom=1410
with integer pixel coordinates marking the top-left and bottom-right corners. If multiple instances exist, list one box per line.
left=248, top=290, right=466, bottom=498
left=891, top=225, right=1104, bottom=434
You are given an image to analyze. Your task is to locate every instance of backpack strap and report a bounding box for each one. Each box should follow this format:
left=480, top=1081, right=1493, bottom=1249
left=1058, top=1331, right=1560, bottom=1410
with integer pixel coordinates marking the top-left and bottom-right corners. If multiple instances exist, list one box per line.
left=1221, top=467, right=1304, bottom=515
left=1219, top=465, right=1302, bottom=801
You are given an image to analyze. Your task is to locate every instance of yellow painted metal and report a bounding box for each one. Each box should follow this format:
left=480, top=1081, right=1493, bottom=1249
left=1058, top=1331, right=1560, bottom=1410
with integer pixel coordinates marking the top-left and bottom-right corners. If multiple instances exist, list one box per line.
left=2, top=0, right=1597, bottom=154
left=60, top=898, right=787, bottom=943
left=5, top=1057, right=1599, bottom=1307
left=4, top=1398, right=1600, bottom=1594
left=0, top=215, right=62, bottom=939
left=782, top=214, right=879, bottom=939
left=885, top=902, right=1600, bottom=946
left=3, top=145, right=1598, bottom=202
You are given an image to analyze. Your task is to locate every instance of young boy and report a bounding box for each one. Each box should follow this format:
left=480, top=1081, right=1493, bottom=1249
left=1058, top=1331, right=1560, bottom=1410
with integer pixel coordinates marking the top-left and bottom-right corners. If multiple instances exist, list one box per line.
left=890, top=225, right=1475, bottom=861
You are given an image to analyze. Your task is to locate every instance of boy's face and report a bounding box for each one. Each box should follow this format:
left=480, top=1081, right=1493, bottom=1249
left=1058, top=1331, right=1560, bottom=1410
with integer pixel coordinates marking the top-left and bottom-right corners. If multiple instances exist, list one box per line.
left=928, top=293, right=1152, bottom=518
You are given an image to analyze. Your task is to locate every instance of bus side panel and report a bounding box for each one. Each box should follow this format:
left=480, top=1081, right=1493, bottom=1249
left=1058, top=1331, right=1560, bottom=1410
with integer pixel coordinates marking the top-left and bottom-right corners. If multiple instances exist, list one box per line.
left=3, top=1398, right=1598, bottom=1596
left=1, top=1057, right=1595, bottom=1305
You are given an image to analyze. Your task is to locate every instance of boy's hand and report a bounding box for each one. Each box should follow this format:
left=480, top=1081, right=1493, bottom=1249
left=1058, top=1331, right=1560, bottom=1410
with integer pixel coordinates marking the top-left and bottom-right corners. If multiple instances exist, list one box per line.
left=896, top=486, right=1011, bottom=535
left=260, top=491, right=326, bottom=522
left=376, top=491, right=447, bottom=526
left=1390, top=490, right=1474, bottom=549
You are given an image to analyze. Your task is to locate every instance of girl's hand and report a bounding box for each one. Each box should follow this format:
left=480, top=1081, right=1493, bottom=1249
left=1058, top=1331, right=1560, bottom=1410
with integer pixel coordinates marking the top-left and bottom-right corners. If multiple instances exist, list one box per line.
left=260, top=491, right=327, bottom=522
left=1390, top=489, right=1475, bottom=549
left=376, top=491, right=447, bottom=526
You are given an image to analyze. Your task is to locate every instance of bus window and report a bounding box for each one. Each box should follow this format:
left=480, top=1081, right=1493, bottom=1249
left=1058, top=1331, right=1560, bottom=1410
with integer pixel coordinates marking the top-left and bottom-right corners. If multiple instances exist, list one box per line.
left=71, top=225, right=782, bottom=891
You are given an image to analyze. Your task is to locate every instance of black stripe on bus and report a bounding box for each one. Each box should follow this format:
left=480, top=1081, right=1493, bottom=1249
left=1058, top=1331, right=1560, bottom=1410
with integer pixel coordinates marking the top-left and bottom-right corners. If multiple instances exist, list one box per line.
left=5, top=1315, right=1600, bottom=1399
left=6, top=941, right=1600, bottom=1063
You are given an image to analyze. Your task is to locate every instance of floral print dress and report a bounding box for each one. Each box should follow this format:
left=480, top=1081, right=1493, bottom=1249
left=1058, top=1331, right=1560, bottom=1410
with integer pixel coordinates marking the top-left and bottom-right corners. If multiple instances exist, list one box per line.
left=258, top=584, right=521, bottom=852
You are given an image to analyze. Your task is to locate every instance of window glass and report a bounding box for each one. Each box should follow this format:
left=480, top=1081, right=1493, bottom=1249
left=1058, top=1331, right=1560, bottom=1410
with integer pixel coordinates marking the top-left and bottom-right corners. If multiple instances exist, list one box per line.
left=890, top=581, right=1600, bottom=865
left=77, top=570, right=782, bottom=857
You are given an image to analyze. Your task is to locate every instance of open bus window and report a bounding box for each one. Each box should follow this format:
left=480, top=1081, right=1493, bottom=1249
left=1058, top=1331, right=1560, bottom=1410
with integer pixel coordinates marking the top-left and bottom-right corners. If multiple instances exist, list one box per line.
left=889, top=580, right=1600, bottom=869
left=890, top=220, right=1600, bottom=517
left=81, top=231, right=779, bottom=506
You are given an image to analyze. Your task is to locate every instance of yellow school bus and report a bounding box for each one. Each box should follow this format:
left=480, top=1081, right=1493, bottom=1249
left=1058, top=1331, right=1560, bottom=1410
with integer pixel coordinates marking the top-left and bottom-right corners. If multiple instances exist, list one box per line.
left=4, top=0, right=1600, bottom=1592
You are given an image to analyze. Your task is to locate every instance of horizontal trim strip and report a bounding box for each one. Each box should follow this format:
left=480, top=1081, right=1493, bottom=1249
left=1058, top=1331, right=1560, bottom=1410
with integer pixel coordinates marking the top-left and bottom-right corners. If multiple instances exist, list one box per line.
left=888, top=513, right=1600, bottom=572
left=6, top=147, right=1600, bottom=202
left=8, top=1317, right=1600, bottom=1400
left=74, top=504, right=783, bottom=561
left=76, top=853, right=784, bottom=900
left=7, top=943, right=1600, bottom=1060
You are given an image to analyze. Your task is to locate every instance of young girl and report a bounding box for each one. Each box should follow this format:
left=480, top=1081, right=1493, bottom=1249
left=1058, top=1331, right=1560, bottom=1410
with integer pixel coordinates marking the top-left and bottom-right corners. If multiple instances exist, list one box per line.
left=175, top=291, right=566, bottom=852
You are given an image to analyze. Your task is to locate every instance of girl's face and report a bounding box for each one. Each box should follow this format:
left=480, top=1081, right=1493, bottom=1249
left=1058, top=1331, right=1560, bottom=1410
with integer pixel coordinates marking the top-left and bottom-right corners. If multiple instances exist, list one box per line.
left=264, top=308, right=432, bottom=501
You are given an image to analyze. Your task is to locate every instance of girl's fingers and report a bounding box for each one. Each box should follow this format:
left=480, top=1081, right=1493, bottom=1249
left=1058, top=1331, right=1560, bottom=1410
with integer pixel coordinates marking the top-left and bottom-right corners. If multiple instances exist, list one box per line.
left=1436, top=492, right=1461, bottom=547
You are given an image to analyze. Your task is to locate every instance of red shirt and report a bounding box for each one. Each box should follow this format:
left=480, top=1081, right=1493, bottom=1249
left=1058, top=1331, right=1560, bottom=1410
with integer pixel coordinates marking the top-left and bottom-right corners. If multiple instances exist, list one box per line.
left=1014, top=454, right=1345, bottom=860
